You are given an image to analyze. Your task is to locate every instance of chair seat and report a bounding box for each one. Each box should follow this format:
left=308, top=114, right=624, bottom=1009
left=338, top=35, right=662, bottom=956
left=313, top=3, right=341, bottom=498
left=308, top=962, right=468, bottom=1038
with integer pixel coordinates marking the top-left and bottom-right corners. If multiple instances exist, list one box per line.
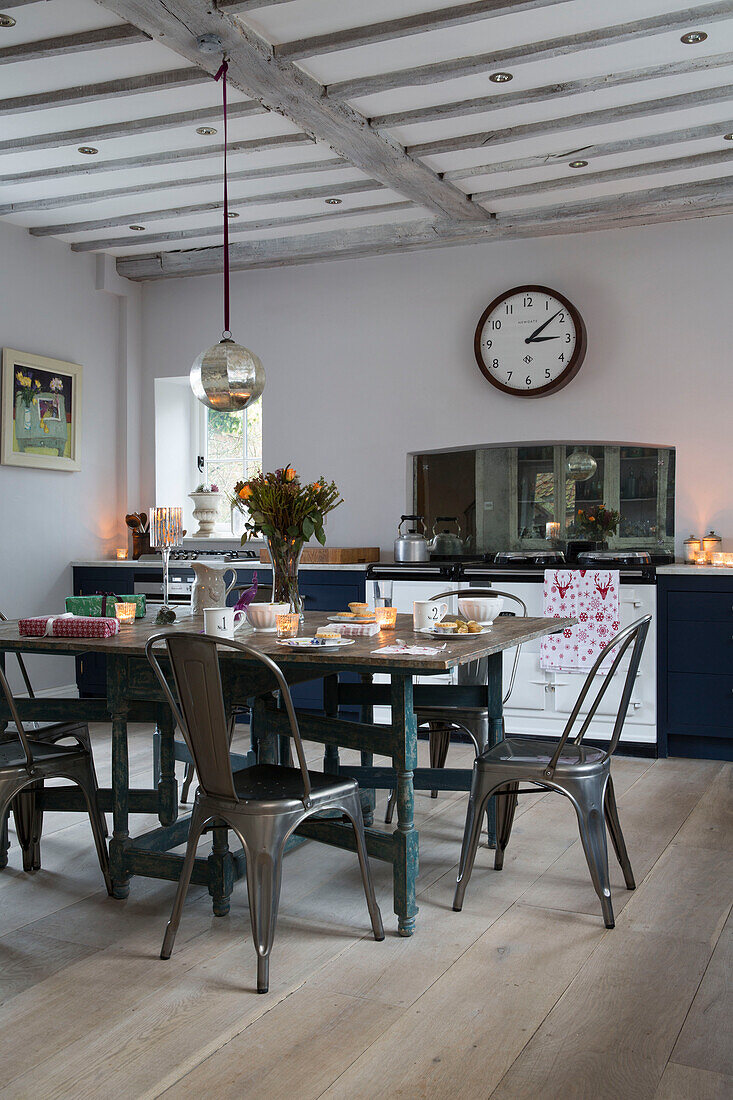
left=195, top=763, right=358, bottom=812
left=479, top=736, right=607, bottom=774
left=0, top=738, right=83, bottom=771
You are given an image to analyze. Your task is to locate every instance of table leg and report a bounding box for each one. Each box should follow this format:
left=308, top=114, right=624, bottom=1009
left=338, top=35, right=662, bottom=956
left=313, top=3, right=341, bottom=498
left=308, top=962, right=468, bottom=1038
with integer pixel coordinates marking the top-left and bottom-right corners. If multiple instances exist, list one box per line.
left=208, top=822, right=234, bottom=917
left=391, top=674, right=419, bottom=937
left=0, top=809, right=8, bottom=870
left=110, top=707, right=131, bottom=899
left=485, top=652, right=504, bottom=849
left=359, top=673, right=376, bottom=827
left=323, top=675, right=340, bottom=775
left=156, top=705, right=178, bottom=827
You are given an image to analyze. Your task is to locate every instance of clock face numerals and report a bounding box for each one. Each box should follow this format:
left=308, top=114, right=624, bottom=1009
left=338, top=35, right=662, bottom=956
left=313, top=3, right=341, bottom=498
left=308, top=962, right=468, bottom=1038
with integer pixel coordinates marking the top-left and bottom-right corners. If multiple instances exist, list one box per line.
left=474, top=285, right=586, bottom=397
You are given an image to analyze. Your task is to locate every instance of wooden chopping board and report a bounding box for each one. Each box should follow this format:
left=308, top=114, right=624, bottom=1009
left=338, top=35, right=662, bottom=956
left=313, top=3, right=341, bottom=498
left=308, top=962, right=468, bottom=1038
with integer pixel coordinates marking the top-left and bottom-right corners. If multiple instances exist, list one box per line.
left=259, top=546, right=380, bottom=565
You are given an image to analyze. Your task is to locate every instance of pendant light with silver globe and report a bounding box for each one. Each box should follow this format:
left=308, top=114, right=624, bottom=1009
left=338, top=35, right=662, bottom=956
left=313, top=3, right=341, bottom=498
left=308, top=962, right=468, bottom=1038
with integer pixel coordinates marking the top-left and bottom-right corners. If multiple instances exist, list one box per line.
left=566, top=449, right=597, bottom=482
left=189, top=44, right=264, bottom=413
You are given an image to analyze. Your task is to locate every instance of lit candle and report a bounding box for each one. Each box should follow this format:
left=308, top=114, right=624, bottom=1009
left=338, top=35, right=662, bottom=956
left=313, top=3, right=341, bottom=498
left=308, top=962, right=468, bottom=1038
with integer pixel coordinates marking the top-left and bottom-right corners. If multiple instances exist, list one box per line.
left=115, top=602, right=136, bottom=624
left=375, top=606, right=397, bottom=629
left=276, top=612, right=299, bottom=639
left=545, top=522, right=560, bottom=541
left=116, top=548, right=128, bottom=560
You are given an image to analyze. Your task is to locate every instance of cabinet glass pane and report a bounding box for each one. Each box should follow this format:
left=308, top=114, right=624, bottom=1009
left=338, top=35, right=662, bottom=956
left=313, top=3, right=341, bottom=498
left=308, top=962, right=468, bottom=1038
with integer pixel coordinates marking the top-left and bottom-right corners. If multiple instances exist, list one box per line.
left=619, top=446, right=659, bottom=539
left=517, top=446, right=554, bottom=540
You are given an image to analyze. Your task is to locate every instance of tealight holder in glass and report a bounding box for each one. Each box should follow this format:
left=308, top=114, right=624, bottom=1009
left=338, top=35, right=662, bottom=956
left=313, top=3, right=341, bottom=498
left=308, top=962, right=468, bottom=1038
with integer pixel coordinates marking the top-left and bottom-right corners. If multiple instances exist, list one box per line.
left=115, top=602, right=136, bottom=625
left=276, top=612, right=299, bottom=639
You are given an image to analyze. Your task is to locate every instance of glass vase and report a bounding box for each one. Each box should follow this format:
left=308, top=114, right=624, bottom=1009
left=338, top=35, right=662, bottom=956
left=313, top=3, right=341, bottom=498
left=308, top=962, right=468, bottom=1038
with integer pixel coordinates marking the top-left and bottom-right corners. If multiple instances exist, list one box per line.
left=267, top=535, right=304, bottom=620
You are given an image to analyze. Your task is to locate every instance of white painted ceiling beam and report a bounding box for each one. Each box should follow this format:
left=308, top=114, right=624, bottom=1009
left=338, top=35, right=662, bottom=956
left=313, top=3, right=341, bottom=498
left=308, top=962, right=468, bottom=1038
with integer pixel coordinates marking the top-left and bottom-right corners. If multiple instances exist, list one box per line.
left=93, top=0, right=488, bottom=223
left=0, top=67, right=208, bottom=116
left=471, top=146, right=733, bottom=203
left=441, top=116, right=733, bottom=181
left=0, top=98, right=265, bottom=156
left=0, top=133, right=315, bottom=186
left=274, top=1, right=573, bottom=61
left=27, top=177, right=386, bottom=235
left=114, top=175, right=733, bottom=278
left=369, top=52, right=733, bottom=130
left=0, top=157, right=350, bottom=213
left=0, top=24, right=149, bottom=64
left=407, top=81, right=733, bottom=157
left=70, top=200, right=416, bottom=252
left=326, top=3, right=733, bottom=100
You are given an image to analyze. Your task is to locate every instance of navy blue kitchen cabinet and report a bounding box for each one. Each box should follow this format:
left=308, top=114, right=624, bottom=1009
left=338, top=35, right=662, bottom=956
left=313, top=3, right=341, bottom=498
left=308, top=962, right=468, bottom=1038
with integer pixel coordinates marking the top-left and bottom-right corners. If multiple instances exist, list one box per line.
left=72, top=564, right=365, bottom=713
left=657, top=573, right=733, bottom=760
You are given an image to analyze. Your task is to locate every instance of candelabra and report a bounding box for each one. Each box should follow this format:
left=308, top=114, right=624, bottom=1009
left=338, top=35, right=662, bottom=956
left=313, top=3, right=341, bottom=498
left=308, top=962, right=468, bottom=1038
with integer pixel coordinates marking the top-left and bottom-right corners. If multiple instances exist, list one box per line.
left=151, top=506, right=183, bottom=623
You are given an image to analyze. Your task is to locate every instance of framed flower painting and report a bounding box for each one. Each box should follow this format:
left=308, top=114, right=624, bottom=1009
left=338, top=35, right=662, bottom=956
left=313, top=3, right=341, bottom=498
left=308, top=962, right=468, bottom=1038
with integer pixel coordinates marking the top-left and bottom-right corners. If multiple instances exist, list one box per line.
left=1, top=349, right=82, bottom=471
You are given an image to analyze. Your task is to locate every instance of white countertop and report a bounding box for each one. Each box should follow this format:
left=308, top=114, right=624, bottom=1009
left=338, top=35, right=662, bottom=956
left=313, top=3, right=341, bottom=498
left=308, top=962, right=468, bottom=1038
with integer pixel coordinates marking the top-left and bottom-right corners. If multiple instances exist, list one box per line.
left=72, top=559, right=377, bottom=572
left=656, top=564, right=733, bottom=576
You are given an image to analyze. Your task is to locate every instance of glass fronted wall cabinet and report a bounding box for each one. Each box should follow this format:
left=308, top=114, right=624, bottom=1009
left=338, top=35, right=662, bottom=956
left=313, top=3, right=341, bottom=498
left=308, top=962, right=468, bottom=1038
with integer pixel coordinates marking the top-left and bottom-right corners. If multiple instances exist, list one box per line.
left=414, top=442, right=675, bottom=554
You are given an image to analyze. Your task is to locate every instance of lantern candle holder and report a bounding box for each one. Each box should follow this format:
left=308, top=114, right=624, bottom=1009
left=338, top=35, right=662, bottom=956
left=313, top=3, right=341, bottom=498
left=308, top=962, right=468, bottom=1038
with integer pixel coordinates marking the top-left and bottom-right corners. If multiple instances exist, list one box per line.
left=116, top=548, right=128, bottom=561
left=375, top=606, right=397, bottom=630
left=115, top=602, right=136, bottom=624
left=545, top=521, right=560, bottom=542
left=151, top=506, right=183, bottom=623
left=275, top=612, right=299, bottom=639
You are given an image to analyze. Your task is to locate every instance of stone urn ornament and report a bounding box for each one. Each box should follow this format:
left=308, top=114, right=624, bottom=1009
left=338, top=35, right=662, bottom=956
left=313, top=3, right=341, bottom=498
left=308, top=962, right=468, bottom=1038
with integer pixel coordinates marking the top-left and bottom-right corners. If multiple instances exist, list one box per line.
left=189, top=484, right=222, bottom=537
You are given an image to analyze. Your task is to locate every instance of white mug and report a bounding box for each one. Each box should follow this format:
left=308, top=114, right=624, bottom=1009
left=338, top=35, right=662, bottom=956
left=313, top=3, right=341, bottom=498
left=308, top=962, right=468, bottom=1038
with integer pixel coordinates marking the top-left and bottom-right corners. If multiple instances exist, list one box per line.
left=413, top=599, right=449, bottom=631
left=203, top=606, right=246, bottom=640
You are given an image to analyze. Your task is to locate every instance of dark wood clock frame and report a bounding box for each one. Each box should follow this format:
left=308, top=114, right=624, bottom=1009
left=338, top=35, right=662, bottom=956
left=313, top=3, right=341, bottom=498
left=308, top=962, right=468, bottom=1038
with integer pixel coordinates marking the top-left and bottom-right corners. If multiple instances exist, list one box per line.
left=474, top=284, right=588, bottom=398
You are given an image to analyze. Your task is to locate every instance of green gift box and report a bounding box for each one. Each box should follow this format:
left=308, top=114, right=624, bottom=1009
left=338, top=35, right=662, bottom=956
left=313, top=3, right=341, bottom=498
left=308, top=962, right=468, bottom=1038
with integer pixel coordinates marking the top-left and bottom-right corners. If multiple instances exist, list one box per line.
left=65, top=594, right=147, bottom=619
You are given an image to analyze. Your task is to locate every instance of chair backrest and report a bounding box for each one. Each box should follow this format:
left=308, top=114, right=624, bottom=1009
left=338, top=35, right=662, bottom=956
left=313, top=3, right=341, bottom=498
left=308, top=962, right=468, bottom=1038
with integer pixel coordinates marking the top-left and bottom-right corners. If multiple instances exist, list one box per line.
left=0, top=610, right=35, bottom=700
left=145, top=631, right=312, bottom=808
left=431, top=588, right=527, bottom=704
left=543, top=615, right=652, bottom=779
left=0, top=663, right=35, bottom=767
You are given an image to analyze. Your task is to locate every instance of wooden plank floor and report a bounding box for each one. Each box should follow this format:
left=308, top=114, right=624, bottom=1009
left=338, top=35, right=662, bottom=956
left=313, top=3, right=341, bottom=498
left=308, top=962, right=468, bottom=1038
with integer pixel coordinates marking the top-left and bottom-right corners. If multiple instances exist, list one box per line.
left=0, top=725, right=730, bottom=1100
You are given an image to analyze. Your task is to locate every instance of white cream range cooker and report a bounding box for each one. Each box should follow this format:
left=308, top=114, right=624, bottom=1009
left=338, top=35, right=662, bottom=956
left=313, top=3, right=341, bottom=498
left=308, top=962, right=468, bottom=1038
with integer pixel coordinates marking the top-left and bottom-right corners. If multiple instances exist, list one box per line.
left=366, top=552, right=657, bottom=750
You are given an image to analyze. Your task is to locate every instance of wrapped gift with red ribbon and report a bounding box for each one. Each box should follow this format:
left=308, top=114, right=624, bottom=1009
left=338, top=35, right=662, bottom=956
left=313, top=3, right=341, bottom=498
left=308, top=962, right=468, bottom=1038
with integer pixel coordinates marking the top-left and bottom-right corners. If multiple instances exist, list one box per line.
left=19, top=614, right=120, bottom=638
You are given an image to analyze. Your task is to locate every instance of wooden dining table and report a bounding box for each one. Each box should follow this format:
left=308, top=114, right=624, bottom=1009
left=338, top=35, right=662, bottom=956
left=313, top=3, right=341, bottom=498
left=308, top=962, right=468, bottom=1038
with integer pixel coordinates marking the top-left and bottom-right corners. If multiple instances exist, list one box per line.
left=0, top=610, right=572, bottom=936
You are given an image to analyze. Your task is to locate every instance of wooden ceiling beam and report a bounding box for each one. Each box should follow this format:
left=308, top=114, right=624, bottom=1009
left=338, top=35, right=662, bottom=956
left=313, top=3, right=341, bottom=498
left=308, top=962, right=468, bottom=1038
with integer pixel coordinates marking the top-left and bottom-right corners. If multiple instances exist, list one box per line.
left=93, top=0, right=488, bottom=223
left=442, top=116, right=733, bottom=181
left=70, top=200, right=416, bottom=251
left=0, top=67, right=208, bottom=116
left=0, top=24, right=149, bottom=64
left=327, top=2, right=733, bottom=100
left=369, top=52, right=733, bottom=130
left=471, top=147, right=733, bottom=203
left=216, top=0, right=293, bottom=11
left=26, top=177, right=385, bottom=236
left=275, top=0, right=572, bottom=61
left=407, top=81, right=733, bottom=158
left=114, top=176, right=733, bottom=278
left=0, top=133, right=314, bottom=186
left=0, top=98, right=264, bottom=156
left=1, top=157, right=349, bottom=213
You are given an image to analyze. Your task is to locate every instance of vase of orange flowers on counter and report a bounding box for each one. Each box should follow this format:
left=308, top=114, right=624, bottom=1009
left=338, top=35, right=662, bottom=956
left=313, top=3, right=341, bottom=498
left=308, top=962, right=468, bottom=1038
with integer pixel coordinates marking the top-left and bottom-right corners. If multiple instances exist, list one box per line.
left=231, top=465, right=343, bottom=618
left=572, top=503, right=620, bottom=547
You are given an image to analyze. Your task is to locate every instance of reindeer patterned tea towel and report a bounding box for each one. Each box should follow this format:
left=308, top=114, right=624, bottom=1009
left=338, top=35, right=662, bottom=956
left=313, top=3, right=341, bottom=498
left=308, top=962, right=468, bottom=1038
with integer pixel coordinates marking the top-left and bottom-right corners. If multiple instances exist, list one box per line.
left=540, top=569, right=620, bottom=672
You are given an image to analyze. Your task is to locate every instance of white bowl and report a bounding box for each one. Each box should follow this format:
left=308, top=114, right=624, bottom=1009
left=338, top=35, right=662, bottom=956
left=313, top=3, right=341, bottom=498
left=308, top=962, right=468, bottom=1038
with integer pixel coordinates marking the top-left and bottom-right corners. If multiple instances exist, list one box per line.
left=246, top=602, right=290, bottom=631
left=457, top=596, right=504, bottom=624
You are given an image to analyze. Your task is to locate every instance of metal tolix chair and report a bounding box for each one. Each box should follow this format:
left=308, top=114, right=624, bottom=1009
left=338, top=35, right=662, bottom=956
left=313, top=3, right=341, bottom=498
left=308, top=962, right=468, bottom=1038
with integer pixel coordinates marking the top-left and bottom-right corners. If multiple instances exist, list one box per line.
left=0, top=608, right=106, bottom=870
left=453, top=615, right=651, bottom=928
left=0, top=662, right=111, bottom=891
left=146, top=631, right=384, bottom=994
left=385, top=588, right=527, bottom=824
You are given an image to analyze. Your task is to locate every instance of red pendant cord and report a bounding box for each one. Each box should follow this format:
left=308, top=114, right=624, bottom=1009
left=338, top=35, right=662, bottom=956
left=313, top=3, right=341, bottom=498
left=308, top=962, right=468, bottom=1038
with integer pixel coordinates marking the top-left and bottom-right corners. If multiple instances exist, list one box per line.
left=214, top=59, right=230, bottom=338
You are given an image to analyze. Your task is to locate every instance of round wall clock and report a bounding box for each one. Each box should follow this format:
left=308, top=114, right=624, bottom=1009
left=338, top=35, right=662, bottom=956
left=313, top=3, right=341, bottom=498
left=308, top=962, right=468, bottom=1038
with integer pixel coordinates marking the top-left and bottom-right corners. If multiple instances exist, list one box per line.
left=474, top=285, right=587, bottom=397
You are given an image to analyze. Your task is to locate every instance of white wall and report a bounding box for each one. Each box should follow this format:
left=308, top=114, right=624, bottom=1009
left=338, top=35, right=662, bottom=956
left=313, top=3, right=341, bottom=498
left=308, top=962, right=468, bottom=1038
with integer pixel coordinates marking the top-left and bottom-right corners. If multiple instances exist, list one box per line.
left=0, top=224, right=139, bottom=689
left=141, top=216, right=733, bottom=553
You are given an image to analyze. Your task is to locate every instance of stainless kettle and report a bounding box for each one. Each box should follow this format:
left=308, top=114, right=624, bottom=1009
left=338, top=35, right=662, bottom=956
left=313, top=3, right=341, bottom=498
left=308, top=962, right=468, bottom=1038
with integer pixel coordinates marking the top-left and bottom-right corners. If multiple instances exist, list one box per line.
left=429, top=517, right=464, bottom=557
left=394, top=515, right=429, bottom=562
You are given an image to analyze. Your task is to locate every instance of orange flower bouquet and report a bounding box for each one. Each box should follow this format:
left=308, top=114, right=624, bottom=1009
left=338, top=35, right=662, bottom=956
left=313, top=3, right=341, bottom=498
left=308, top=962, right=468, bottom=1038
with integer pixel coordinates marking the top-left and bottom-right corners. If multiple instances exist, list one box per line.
left=231, top=466, right=342, bottom=615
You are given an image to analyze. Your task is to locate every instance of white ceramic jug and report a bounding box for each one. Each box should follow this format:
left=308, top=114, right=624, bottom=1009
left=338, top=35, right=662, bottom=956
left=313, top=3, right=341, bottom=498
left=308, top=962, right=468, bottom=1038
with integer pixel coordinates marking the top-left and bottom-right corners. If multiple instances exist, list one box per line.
left=190, top=559, right=236, bottom=614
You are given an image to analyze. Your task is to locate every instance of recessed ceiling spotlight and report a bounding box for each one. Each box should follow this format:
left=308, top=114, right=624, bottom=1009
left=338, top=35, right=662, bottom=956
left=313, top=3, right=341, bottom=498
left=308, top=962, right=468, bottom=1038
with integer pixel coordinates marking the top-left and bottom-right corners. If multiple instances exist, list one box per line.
left=489, top=71, right=513, bottom=83
left=227, top=211, right=239, bottom=218
left=325, top=197, right=342, bottom=204
left=724, top=132, right=733, bottom=140
left=196, top=126, right=217, bottom=135
left=681, top=30, right=708, bottom=44
left=129, top=225, right=146, bottom=231
left=0, top=13, right=16, bottom=27
left=569, top=160, right=588, bottom=168
left=77, top=146, right=99, bottom=155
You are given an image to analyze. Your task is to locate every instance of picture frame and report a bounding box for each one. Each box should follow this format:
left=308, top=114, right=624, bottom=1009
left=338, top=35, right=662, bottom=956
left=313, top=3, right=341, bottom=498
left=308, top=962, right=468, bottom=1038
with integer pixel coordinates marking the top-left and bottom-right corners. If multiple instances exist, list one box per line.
left=1, top=348, right=82, bottom=472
